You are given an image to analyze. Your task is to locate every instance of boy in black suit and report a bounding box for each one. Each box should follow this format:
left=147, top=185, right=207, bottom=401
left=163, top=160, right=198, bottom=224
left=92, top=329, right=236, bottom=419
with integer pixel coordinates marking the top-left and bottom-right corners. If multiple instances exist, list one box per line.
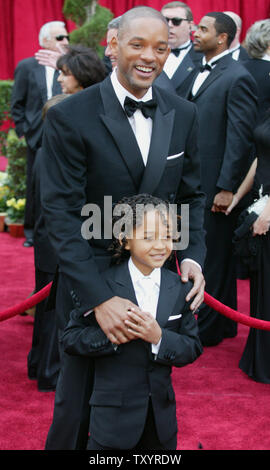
left=63, top=194, right=203, bottom=450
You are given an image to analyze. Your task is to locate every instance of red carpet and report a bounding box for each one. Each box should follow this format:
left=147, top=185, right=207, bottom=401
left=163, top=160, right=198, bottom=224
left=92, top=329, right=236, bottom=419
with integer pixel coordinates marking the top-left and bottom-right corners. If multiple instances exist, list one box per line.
left=0, top=231, right=270, bottom=450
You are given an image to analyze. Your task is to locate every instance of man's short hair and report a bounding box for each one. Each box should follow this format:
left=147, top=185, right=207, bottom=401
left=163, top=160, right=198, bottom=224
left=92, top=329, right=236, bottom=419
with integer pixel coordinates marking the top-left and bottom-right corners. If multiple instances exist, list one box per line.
left=39, top=21, right=66, bottom=47
left=118, top=6, right=169, bottom=39
left=107, top=16, right=122, bottom=31
left=161, top=1, right=193, bottom=22
left=56, top=44, right=106, bottom=89
left=205, top=12, right=237, bottom=47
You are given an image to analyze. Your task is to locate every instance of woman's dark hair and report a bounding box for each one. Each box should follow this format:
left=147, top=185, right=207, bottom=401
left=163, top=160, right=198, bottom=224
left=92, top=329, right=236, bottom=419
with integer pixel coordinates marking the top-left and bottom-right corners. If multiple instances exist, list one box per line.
left=108, top=193, right=178, bottom=264
left=57, top=44, right=106, bottom=88
left=206, top=11, right=237, bottom=47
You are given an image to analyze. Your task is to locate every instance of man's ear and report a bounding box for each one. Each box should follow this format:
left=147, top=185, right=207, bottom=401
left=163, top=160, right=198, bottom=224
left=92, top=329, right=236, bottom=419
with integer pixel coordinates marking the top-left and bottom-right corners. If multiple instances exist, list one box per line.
left=110, top=36, right=118, bottom=56
left=118, top=233, right=130, bottom=251
left=218, top=32, right=228, bottom=46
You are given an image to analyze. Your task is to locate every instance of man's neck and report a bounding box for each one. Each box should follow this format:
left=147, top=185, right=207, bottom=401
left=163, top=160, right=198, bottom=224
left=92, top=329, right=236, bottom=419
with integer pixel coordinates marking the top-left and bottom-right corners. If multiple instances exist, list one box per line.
left=170, top=38, right=191, bottom=50
left=204, top=47, right=229, bottom=63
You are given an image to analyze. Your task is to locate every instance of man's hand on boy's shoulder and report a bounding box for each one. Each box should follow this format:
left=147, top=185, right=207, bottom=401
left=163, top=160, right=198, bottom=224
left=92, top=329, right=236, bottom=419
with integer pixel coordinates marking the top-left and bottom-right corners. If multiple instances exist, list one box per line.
left=180, top=260, right=205, bottom=313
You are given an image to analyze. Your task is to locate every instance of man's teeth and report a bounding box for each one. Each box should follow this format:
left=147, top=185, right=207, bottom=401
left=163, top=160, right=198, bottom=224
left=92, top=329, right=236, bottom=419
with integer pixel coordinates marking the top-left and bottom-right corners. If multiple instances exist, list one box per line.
left=136, top=66, right=153, bottom=72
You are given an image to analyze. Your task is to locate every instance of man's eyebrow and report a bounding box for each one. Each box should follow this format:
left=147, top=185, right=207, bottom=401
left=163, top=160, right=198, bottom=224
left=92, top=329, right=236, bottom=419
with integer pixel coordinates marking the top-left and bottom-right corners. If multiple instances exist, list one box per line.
left=129, top=36, right=168, bottom=45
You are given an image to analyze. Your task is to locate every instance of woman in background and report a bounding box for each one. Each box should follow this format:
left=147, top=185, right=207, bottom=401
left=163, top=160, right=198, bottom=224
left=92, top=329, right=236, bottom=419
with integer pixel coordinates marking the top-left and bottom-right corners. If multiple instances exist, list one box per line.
left=243, top=19, right=270, bottom=124
left=226, top=107, right=270, bottom=383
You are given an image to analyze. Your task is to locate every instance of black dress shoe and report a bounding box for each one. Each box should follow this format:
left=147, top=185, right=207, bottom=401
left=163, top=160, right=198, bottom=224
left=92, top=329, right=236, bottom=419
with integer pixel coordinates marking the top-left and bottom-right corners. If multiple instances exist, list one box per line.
left=23, top=238, right=34, bottom=247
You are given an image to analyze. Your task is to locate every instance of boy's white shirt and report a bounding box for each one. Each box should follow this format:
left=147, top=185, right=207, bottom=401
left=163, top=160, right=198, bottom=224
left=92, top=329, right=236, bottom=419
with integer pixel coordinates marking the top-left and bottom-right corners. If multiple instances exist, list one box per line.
left=128, top=257, right=162, bottom=355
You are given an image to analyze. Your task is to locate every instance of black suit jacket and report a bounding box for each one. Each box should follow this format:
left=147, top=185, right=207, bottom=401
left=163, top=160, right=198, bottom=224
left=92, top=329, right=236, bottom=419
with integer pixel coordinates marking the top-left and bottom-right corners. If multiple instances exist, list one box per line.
left=186, top=54, right=258, bottom=208
left=169, top=46, right=203, bottom=98
left=62, top=261, right=203, bottom=449
left=32, top=148, right=58, bottom=273
left=11, top=57, right=61, bottom=151
left=40, top=75, right=206, bottom=329
left=238, top=45, right=250, bottom=61
left=243, top=58, right=270, bottom=124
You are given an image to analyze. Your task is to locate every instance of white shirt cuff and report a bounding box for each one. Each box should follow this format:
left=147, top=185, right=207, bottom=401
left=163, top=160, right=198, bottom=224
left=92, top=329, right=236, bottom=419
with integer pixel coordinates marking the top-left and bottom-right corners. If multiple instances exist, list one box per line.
left=181, top=258, right=202, bottom=272
left=152, top=337, right=162, bottom=356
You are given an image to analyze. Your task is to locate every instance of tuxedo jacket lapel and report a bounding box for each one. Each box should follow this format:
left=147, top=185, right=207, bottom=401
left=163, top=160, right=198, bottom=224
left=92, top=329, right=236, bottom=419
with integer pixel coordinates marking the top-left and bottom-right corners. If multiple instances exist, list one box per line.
left=107, top=263, right=181, bottom=330
left=189, top=55, right=232, bottom=101
left=100, top=77, right=145, bottom=189
left=105, top=262, right=138, bottom=307
left=138, top=87, right=175, bottom=194
left=156, top=269, right=180, bottom=328
left=171, top=53, right=196, bottom=89
left=52, top=70, right=61, bottom=95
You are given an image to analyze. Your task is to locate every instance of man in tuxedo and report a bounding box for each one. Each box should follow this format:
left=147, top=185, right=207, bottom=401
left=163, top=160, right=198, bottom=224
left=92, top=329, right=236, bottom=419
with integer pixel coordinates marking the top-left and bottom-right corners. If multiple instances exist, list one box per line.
left=186, top=12, right=258, bottom=346
left=11, top=21, right=69, bottom=246
left=224, top=11, right=250, bottom=61
left=41, top=6, right=206, bottom=449
left=161, top=1, right=202, bottom=97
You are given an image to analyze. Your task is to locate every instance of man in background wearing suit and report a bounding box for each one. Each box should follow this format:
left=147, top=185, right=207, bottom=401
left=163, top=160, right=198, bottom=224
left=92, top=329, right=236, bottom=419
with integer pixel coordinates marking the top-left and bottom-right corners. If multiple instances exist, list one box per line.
left=161, top=1, right=202, bottom=97
left=187, top=12, right=258, bottom=346
left=41, top=6, right=206, bottom=449
left=11, top=21, right=69, bottom=247
left=224, top=11, right=250, bottom=61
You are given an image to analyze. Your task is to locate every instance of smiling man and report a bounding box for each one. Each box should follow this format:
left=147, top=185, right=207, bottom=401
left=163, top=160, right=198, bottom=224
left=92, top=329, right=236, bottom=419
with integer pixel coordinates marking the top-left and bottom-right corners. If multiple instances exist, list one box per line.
left=41, top=6, right=206, bottom=450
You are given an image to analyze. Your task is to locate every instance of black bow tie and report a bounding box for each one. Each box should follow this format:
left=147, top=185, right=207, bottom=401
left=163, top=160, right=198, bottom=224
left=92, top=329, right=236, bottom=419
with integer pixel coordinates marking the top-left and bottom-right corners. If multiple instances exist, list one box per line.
left=199, top=63, right=212, bottom=72
left=124, top=96, right=157, bottom=120
left=171, top=43, right=191, bottom=57
left=199, top=58, right=221, bottom=73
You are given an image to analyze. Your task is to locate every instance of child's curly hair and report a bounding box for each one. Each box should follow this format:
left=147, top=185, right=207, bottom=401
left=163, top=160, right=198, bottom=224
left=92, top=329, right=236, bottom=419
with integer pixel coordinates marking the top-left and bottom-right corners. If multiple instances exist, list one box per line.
left=108, top=193, right=180, bottom=264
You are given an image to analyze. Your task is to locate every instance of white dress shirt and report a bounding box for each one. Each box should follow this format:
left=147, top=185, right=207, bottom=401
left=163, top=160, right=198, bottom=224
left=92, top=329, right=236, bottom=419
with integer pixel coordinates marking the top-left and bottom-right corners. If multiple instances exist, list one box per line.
left=45, top=65, right=55, bottom=100
left=110, top=68, right=153, bottom=165
left=229, top=43, right=241, bottom=61
left=163, top=40, right=192, bottom=79
left=128, top=257, right=162, bottom=355
left=192, top=48, right=232, bottom=97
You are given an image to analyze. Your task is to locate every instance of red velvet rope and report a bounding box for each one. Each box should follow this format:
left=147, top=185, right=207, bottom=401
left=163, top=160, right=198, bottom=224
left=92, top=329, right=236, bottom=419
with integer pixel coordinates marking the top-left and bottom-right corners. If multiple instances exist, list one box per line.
left=0, top=283, right=52, bottom=322
left=175, top=256, right=270, bottom=332
left=0, top=261, right=270, bottom=331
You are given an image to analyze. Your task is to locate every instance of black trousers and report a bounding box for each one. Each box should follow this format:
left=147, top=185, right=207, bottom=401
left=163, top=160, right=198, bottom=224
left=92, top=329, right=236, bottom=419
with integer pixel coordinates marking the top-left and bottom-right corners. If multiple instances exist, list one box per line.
left=198, top=208, right=240, bottom=346
left=24, top=145, right=38, bottom=238
left=45, top=333, right=94, bottom=450
left=87, top=399, right=177, bottom=451
left=27, top=269, right=60, bottom=390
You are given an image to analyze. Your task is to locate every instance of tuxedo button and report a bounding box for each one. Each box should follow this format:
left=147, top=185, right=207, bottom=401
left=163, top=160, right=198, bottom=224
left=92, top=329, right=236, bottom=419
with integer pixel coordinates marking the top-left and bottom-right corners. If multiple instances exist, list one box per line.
left=169, top=193, right=175, bottom=202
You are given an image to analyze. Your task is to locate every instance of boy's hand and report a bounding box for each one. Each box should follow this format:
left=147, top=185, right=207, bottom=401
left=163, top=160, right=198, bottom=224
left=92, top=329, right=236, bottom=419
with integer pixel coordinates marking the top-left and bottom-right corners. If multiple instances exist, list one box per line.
left=94, top=297, right=139, bottom=345
left=124, top=308, right=162, bottom=345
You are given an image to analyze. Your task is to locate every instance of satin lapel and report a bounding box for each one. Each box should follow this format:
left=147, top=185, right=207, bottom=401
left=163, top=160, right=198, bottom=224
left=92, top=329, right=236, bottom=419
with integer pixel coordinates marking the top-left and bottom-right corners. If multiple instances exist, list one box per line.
left=138, top=89, right=175, bottom=194
left=52, top=70, right=61, bottom=95
left=106, top=262, right=138, bottom=306
left=171, top=54, right=195, bottom=88
left=191, top=57, right=230, bottom=101
left=156, top=269, right=180, bottom=328
left=34, top=64, right=48, bottom=104
left=99, top=78, right=145, bottom=190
